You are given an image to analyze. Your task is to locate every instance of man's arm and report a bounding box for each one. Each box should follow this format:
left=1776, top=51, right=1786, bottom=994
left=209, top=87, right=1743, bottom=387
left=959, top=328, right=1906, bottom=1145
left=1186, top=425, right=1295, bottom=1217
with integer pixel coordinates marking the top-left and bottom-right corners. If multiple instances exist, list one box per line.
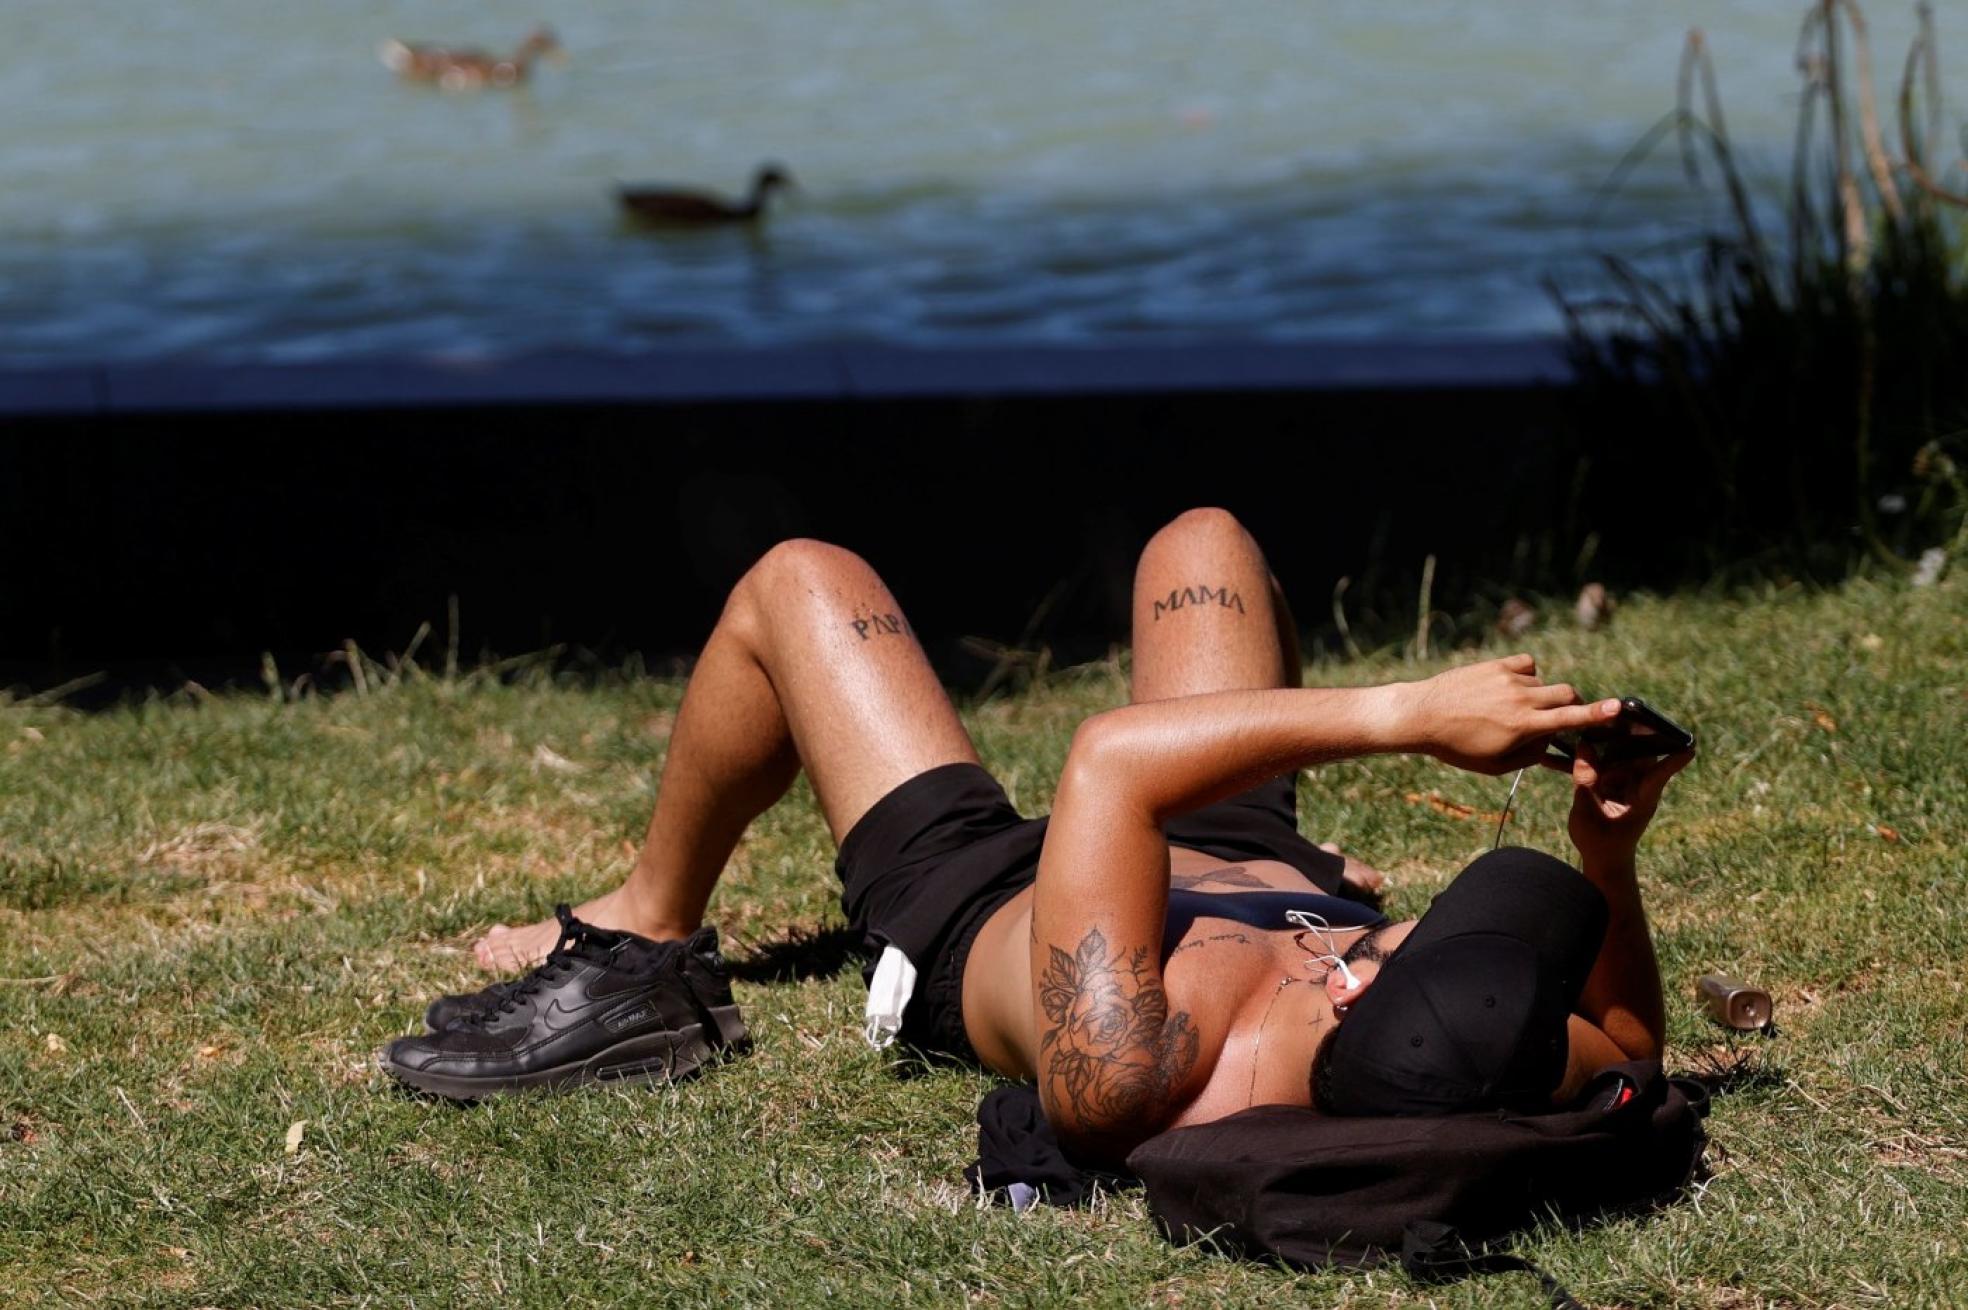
left=1032, top=656, right=1619, bottom=1160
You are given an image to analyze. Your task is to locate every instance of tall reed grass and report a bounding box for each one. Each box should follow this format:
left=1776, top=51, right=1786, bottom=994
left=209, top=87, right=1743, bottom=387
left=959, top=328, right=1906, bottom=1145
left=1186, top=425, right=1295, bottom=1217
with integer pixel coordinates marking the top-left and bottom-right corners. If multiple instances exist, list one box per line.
left=1553, top=0, right=1968, bottom=584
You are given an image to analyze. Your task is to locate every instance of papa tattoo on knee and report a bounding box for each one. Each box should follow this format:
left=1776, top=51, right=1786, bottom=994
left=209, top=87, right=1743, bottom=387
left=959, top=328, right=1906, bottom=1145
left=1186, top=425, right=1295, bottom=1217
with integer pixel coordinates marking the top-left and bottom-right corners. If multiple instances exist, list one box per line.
left=849, top=611, right=907, bottom=642
left=1151, top=584, right=1246, bottom=621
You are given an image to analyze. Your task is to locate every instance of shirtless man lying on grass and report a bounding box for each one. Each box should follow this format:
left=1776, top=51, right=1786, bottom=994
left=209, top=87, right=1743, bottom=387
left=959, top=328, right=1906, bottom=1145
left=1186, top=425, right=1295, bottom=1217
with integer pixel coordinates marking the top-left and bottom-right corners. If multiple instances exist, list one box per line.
left=380, top=508, right=1691, bottom=1162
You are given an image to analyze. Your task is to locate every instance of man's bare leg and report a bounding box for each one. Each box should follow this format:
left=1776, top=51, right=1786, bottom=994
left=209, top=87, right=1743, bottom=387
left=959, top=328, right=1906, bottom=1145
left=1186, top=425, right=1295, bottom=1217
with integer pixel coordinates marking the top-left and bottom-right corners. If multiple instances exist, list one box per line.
left=1129, top=507, right=1383, bottom=893
left=475, top=539, right=982, bottom=971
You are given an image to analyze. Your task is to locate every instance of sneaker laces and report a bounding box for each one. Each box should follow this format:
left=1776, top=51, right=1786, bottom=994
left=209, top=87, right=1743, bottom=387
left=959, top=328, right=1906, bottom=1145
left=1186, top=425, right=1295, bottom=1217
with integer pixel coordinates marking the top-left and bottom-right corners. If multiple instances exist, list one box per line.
left=467, top=905, right=625, bottom=1022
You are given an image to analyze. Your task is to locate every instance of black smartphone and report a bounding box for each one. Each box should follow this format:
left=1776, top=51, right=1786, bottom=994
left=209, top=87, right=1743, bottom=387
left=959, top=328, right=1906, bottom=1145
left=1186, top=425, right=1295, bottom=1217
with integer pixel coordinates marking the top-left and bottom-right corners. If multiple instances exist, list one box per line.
left=1548, top=696, right=1695, bottom=765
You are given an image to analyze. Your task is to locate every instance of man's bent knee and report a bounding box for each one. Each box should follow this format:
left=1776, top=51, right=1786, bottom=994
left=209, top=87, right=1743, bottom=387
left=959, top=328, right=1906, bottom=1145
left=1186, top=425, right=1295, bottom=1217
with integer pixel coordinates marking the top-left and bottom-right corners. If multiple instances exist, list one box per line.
left=716, top=539, right=852, bottom=636
left=723, top=539, right=900, bottom=643
left=1146, top=507, right=1253, bottom=557
left=745, top=538, right=874, bottom=595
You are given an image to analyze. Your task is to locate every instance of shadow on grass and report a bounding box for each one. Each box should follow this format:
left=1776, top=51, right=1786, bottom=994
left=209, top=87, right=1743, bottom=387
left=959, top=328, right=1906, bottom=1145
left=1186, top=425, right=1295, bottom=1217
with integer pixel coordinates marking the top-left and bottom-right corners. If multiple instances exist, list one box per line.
left=728, top=923, right=864, bottom=984
left=1681, top=1042, right=1787, bottom=1098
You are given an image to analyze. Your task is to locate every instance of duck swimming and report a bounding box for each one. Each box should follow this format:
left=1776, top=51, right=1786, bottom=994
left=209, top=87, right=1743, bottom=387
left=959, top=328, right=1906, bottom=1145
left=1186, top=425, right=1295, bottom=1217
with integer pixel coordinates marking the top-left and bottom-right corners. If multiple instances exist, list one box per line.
left=617, top=164, right=795, bottom=228
left=379, top=26, right=564, bottom=90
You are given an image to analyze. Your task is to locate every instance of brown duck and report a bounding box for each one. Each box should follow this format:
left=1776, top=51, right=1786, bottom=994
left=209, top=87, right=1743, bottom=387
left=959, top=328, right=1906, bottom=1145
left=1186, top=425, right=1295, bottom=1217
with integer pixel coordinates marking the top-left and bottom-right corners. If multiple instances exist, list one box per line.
left=617, top=164, right=795, bottom=228
left=379, top=26, right=564, bottom=90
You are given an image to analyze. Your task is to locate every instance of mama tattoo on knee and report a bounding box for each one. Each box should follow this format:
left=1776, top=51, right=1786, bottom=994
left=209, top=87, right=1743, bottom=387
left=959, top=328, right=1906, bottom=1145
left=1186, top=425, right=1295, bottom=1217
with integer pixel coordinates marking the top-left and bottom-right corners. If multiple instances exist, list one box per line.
left=1152, top=585, right=1246, bottom=621
left=849, top=612, right=907, bottom=641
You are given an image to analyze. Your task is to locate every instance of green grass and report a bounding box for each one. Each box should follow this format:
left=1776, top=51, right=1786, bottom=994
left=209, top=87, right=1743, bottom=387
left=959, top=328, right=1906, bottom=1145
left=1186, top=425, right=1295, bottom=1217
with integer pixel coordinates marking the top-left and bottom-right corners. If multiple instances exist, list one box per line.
left=3, top=573, right=1965, bottom=1307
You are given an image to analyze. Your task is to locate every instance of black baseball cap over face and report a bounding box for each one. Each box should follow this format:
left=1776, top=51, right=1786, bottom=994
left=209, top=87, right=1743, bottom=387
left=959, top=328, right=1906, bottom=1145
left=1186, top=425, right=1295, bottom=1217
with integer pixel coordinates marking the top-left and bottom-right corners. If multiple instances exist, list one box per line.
left=1320, top=847, right=1608, bottom=1117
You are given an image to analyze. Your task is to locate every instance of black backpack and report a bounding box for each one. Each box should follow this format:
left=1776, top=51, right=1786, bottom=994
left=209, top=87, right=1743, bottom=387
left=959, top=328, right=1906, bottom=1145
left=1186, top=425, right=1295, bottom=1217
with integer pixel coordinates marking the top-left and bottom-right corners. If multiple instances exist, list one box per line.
left=1126, top=1060, right=1708, bottom=1306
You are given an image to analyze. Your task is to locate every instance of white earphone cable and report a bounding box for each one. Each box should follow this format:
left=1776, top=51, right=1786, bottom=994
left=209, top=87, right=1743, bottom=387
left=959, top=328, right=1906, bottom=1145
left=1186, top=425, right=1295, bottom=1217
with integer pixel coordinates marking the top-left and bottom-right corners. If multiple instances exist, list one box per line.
left=1493, top=766, right=1527, bottom=849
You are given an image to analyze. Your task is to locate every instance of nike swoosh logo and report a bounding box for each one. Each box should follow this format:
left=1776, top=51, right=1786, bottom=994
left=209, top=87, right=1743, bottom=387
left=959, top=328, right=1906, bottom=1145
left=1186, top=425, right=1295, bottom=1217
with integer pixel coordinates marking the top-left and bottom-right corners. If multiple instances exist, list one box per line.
left=539, top=988, right=632, bottom=1032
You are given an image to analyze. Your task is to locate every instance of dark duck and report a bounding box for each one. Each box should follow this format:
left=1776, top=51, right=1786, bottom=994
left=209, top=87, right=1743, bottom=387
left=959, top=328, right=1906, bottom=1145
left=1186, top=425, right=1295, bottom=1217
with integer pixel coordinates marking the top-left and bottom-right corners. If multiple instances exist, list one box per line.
left=617, top=164, right=795, bottom=228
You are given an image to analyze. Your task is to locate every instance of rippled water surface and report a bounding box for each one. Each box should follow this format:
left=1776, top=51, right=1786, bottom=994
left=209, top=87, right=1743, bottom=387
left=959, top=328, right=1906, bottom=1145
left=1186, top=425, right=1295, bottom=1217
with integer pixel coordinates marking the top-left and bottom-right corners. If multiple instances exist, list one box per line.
left=1, top=1, right=1957, bottom=364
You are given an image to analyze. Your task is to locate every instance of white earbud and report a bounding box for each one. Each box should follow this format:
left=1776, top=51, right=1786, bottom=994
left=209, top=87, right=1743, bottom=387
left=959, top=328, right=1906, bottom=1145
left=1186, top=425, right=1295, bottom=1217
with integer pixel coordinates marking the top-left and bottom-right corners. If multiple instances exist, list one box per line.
left=1287, top=911, right=1365, bottom=992
left=1327, top=955, right=1361, bottom=992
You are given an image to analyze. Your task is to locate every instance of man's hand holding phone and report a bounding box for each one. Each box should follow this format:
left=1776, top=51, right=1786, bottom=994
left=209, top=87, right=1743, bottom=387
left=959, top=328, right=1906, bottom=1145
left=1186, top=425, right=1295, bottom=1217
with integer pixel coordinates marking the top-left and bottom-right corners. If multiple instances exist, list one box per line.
left=1547, top=742, right=1695, bottom=866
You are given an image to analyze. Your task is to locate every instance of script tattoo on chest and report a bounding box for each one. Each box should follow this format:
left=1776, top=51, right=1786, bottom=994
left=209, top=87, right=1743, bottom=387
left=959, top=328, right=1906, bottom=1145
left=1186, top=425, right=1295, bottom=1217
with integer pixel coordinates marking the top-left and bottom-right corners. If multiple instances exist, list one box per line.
left=1168, top=931, right=1254, bottom=955
left=1039, top=927, right=1200, bottom=1137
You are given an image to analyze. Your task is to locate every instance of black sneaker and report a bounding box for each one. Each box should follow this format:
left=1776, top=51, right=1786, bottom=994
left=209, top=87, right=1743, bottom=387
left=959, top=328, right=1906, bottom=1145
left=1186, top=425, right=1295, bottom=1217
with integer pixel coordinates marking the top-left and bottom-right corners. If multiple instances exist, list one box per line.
left=380, top=907, right=749, bottom=1101
left=424, top=979, right=522, bottom=1031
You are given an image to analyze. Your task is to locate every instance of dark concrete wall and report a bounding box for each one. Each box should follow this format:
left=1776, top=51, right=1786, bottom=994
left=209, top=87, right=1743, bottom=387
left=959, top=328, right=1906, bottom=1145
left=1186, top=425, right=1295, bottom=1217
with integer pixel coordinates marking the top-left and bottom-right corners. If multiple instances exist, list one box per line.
left=0, top=342, right=1574, bottom=695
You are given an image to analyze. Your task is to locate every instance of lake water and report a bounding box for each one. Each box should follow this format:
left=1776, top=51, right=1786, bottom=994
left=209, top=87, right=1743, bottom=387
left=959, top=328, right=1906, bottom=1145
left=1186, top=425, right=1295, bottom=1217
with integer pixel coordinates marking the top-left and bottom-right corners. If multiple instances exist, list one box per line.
left=1, top=1, right=1956, bottom=365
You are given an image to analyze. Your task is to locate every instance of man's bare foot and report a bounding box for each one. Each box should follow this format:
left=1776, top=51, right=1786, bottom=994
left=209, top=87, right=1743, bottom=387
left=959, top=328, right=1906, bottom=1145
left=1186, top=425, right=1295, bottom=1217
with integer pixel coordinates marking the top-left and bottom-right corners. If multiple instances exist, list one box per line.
left=472, top=885, right=684, bottom=974
left=1320, top=841, right=1387, bottom=896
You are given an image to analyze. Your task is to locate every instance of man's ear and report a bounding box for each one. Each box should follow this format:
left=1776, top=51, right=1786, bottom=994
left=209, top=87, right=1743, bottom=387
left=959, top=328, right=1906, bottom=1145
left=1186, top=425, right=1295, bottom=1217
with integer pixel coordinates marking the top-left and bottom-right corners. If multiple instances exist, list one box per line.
left=1324, top=958, right=1367, bottom=1011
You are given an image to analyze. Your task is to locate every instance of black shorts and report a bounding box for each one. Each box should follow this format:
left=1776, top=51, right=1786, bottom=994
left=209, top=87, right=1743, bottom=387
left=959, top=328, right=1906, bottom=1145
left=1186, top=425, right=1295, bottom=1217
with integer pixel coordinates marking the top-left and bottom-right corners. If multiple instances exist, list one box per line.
left=834, top=762, right=1347, bottom=1065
